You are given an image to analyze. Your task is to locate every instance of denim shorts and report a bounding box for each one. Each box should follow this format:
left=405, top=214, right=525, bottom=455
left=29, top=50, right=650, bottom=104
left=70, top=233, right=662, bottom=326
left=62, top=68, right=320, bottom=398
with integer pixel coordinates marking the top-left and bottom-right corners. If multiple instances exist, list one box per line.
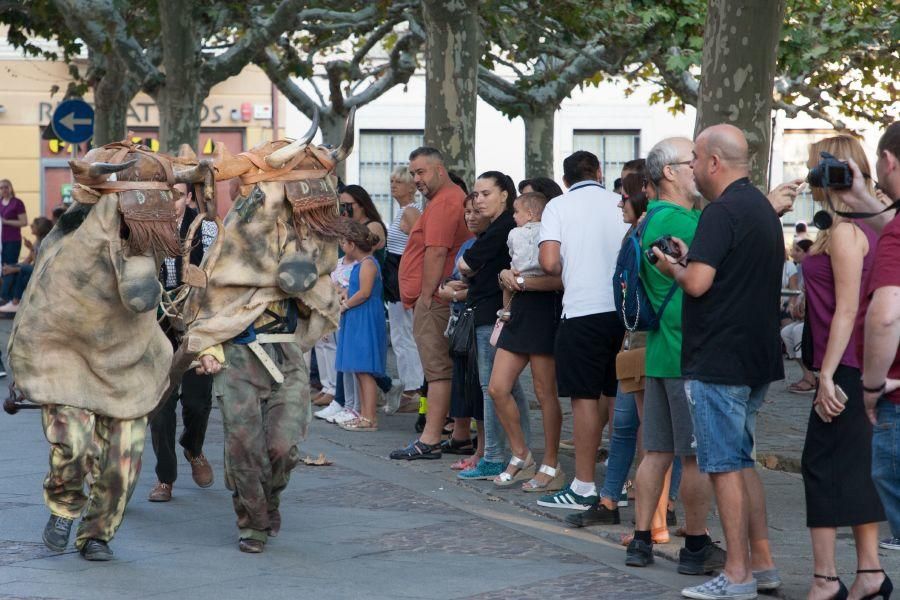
left=685, top=380, right=768, bottom=473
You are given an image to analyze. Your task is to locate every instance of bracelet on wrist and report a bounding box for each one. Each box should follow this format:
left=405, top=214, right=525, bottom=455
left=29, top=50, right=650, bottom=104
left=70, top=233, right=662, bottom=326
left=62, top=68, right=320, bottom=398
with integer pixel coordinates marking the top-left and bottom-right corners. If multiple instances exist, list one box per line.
left=861, top=380, right=886, bottom=394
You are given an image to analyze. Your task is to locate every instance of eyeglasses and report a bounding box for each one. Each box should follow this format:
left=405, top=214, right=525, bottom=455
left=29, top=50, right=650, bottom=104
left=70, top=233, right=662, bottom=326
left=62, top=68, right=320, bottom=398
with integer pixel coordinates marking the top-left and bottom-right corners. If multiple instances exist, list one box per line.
left=667, top=160, right=692, bottom=167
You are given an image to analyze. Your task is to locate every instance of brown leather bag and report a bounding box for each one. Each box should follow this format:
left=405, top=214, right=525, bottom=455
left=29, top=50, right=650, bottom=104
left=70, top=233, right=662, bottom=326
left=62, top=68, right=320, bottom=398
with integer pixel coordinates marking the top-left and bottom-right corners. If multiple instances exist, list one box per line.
left=616, top=347, right=646, bottom=393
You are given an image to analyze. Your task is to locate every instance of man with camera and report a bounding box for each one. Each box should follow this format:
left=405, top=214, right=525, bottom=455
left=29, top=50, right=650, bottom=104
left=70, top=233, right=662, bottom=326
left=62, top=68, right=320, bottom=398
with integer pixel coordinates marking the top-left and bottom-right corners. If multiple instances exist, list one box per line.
left=836, top=122, right=900, bottom=552
left=653, top=125, right=783, bottom=600
left=613, top=138, right=726, bottom=578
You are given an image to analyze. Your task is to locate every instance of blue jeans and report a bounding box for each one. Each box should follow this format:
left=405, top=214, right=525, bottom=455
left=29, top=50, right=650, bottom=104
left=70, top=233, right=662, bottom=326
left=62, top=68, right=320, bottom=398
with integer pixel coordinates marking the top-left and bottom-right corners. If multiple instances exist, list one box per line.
left=686, top=380, right=768, bottom=474
left=600, top=388, right=639, bottom=500
left=872, top=400, right=900, bottom=537
left=476, top=324, right=530, bottom=464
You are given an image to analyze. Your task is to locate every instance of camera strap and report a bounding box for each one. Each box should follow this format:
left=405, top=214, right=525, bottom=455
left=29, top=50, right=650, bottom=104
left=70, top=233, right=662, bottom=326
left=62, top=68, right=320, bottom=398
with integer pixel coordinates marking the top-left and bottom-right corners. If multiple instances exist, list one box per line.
left=829, top=195, right=900, bottom=219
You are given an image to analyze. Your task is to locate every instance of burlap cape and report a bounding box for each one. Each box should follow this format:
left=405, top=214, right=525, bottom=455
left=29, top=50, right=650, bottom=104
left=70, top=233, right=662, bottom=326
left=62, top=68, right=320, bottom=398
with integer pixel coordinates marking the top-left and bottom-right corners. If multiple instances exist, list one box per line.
left=8, top=196, right=172, bottom=419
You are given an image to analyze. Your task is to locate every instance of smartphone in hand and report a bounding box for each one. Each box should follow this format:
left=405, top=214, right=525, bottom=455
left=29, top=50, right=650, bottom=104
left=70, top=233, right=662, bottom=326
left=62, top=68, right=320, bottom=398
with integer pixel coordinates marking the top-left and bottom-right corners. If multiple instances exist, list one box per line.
left=815, top=384, right=848, bottom=422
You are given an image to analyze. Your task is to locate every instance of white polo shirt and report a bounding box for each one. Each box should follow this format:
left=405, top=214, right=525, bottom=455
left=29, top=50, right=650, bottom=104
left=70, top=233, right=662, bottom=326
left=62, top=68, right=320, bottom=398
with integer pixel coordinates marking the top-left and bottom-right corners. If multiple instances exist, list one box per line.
left=539, top=180, right=629, bottom=318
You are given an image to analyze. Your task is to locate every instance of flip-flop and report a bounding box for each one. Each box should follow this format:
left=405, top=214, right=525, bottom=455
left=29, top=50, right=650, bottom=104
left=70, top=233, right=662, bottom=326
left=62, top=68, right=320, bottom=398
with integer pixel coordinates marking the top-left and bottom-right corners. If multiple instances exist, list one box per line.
left=788, top=380, right=816, bottom=394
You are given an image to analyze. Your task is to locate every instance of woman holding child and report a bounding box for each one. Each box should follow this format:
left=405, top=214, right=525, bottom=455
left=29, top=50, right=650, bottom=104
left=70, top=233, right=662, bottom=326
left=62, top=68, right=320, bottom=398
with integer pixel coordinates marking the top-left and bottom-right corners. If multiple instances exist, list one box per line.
left=456, top=171, right=531, bottom=481
left=491, top=185, right=565, bottom=491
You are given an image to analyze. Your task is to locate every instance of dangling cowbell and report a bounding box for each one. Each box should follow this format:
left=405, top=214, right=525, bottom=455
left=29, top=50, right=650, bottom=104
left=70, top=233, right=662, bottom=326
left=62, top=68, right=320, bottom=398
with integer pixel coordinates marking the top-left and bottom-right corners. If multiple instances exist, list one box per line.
left=170, top=109, right=354, bottom=432
left=7, top=141, right=212, bottom=419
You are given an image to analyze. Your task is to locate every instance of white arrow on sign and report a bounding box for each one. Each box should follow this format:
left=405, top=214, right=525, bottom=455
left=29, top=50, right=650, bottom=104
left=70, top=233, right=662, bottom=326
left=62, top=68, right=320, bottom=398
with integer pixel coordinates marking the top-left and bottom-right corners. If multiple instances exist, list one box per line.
left=58, top=112, right=92, bottom=132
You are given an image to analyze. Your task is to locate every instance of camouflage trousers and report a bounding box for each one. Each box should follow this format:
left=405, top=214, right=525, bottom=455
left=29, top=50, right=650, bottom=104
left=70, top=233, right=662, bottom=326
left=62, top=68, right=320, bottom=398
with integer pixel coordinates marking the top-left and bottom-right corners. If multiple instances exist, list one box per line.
left=41, top=404, right=147, bottom=549
left=216, top=342, right=310, bottom=542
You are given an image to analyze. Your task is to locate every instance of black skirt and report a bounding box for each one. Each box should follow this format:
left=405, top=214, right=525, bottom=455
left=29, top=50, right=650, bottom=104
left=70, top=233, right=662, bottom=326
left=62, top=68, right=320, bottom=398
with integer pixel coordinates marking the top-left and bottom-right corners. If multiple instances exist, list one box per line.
left=496, top=290, right=562, bottom=356
left=801, top=363, right=885, bottom=527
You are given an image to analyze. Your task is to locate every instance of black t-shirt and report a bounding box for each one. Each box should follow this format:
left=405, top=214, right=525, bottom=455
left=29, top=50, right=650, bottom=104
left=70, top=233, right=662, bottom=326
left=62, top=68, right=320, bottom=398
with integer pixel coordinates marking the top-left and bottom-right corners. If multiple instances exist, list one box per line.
left=682, top=178, right=785, bottom=386
left=463, top=211, right=515, bottom=326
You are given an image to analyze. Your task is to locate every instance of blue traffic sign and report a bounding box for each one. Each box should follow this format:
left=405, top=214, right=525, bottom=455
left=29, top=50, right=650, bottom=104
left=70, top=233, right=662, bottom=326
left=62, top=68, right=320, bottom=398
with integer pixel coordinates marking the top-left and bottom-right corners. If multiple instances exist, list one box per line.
left=51, top=99, right=94, bottom=144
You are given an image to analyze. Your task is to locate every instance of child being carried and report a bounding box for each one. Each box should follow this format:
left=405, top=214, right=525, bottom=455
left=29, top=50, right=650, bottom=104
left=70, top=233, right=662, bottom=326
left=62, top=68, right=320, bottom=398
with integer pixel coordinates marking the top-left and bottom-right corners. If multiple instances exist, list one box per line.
left=502, top=191, right=550, bottom=318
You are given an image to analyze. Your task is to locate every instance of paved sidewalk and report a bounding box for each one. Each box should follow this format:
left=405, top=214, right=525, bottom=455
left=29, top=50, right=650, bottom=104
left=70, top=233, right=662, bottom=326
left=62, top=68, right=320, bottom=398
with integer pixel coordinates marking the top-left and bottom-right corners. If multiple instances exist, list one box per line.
left=0, top=316, right=896, bottom=599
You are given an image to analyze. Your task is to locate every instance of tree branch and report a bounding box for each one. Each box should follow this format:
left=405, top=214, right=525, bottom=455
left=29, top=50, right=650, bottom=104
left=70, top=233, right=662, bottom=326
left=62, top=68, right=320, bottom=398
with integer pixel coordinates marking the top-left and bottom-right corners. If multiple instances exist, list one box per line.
left=204, top=0, right=309, bottom=86
left=344, top=25, right=423, bottom=109
left=257, top=47, right=322, bottom=118
left=51, top=0, right=161, bottom=89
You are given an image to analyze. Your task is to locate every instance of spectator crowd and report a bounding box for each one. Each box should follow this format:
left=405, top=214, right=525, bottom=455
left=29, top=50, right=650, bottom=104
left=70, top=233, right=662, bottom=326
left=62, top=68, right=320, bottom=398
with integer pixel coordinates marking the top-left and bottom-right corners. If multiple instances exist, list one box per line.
left=304, top=120, right=900, bottom=600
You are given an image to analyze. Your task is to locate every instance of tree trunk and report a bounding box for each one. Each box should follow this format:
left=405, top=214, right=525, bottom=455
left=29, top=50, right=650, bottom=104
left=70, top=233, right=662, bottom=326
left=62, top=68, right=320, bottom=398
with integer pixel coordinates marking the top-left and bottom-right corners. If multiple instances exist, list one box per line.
left=91, top=54, right=140, bottom=146
left=319, top=110, right=348, bottom=180
left=156, top=0, right=206, bottom=153
left=523, top=107, right=555, bottom=179
left=694, top=0, right=785, bottom=188
left=422, top=0, right=480, bottom=185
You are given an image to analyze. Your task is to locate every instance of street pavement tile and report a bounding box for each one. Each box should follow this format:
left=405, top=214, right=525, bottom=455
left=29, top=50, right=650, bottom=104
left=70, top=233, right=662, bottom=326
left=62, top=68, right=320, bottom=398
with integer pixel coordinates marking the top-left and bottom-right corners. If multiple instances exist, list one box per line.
left=0, top=540, right=64, bottom=566
left=291, top=478, right=467, bottom=515
left=460, top=567, right=671, bottom=599
left=350, top=519, right=594, bottom=565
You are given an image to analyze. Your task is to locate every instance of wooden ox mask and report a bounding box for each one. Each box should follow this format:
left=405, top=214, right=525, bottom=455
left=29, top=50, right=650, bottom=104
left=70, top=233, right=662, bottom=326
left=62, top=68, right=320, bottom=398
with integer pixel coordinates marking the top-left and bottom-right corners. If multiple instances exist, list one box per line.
left=176, top=109, right=354, bottom=364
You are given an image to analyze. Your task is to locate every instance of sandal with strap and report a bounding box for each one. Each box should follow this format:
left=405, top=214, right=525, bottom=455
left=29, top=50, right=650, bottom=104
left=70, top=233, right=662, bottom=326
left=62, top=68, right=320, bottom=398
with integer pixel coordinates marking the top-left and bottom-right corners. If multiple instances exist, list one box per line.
left=522, top=464, right=566, bottom=493
left=813, top=574, right=848, bottom=600
left=340, top=416, right=378, bottom=432
left=856, top=569, right=892, bottom=600
left=493, top=452, right=536, bottom=487
left=451, top=455, right=479, bottom=471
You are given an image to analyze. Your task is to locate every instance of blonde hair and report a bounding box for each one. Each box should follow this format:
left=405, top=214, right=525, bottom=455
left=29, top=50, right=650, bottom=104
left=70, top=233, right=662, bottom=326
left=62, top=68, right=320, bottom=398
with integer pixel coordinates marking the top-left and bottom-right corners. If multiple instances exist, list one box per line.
left=390, top=165, right=413, bottom=184
left=808, top=135, right=874, bottom=254
left=0, top=179, right=14, bottom=197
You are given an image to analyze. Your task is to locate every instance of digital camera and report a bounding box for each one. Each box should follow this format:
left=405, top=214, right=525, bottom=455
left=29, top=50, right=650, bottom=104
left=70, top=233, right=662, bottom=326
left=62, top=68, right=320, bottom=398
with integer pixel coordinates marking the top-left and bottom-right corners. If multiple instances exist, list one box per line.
left=807, top=151, right=852, bottom=189
left=645, top=234, right=681, bottom=265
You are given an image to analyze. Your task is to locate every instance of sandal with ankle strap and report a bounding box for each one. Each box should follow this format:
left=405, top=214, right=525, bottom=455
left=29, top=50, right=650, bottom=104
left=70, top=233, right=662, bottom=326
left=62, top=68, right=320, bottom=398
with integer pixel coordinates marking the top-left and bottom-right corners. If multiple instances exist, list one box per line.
left=856, top=569, right=893, bottom=600
left=813, top=574, right=848, bottom=600
left=522, top=464, right=566, bottom=493
left=493, top=452, right=535, bottom=487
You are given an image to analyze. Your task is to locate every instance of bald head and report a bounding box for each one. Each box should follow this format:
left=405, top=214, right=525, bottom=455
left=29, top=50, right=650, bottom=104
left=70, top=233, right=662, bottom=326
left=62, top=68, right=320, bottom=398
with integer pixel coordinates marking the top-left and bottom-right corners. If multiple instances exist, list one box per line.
left=697, top=124, right=750, bottom=169
left=692, top=124, right=751, bottom=201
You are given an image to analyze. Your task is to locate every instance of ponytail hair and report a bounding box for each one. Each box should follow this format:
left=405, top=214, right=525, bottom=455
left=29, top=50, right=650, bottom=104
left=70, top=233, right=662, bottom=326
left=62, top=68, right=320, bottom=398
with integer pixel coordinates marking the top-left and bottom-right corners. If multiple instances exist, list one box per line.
left=477, top=170, right=517, bottom=210
left=340, top=218, right=379, bottom=252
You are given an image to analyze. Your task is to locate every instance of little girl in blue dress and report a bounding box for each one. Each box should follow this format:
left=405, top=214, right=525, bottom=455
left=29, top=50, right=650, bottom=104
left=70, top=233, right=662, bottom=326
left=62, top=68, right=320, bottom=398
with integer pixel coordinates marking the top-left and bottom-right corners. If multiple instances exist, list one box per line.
left=335, top=219, right=387, bottom=431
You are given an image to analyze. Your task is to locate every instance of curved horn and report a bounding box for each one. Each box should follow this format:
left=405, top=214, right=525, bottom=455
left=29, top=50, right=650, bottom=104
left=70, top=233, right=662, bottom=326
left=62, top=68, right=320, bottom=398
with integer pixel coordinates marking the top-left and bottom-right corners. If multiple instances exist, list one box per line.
left=330, top=107, right=356, bottom=164
left=69, top=158, right=138, bottom=179
left=265, top=107, right=320, bottom=169
left=173, top=159, right=212, bottom=184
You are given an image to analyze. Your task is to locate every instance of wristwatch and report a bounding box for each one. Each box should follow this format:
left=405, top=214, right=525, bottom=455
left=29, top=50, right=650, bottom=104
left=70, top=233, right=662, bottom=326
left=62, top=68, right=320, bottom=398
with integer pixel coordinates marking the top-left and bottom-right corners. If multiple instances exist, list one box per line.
left=516, top=275, right=525, bottom=290
left=451, top=290, right=458, bottom=302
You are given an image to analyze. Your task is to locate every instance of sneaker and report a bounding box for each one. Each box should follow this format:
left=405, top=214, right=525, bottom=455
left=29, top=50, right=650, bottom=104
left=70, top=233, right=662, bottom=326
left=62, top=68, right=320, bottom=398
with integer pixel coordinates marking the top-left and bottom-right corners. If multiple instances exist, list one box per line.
left=681, top=573, right=758, bottom=600
left=880, top=536, right=900, bottom=551
left=458, top=458, right=504, bottom=480
left=566, top=502, right=620, bottom=527
left=536, top=485, right=598, bottom=511
left=148, top=481, right=173, bottom=502
left=329, top=407, right=358, bottom=425
left=184, top=450, right=214, bottom=488
left=625, top=538, right=654, bottom=567
left=678, top=539, right=728, bottom=575
left=42, top=514, right=74, bottom=551
left=752, top=569, right=781, bottom=591
left=314, top=400, right=342, bottom=421
left=0, top=301, right=18, bottom=313
left=618, top=483, right=629, bottom=508
left=389, top=439, right=442, bottom=461
left=80, top=538, right=114, bottom=561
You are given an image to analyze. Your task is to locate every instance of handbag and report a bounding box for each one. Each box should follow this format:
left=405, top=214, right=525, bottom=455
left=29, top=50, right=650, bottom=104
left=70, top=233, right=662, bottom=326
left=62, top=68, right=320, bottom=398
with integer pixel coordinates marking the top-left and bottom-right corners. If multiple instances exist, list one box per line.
left=382, top=252, right=402, bottom=303
left=449, top=307, right=475, bottom=358
left=800, top=298, right=815, bottom=372
left=616, top=347, right=646, bottom=393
